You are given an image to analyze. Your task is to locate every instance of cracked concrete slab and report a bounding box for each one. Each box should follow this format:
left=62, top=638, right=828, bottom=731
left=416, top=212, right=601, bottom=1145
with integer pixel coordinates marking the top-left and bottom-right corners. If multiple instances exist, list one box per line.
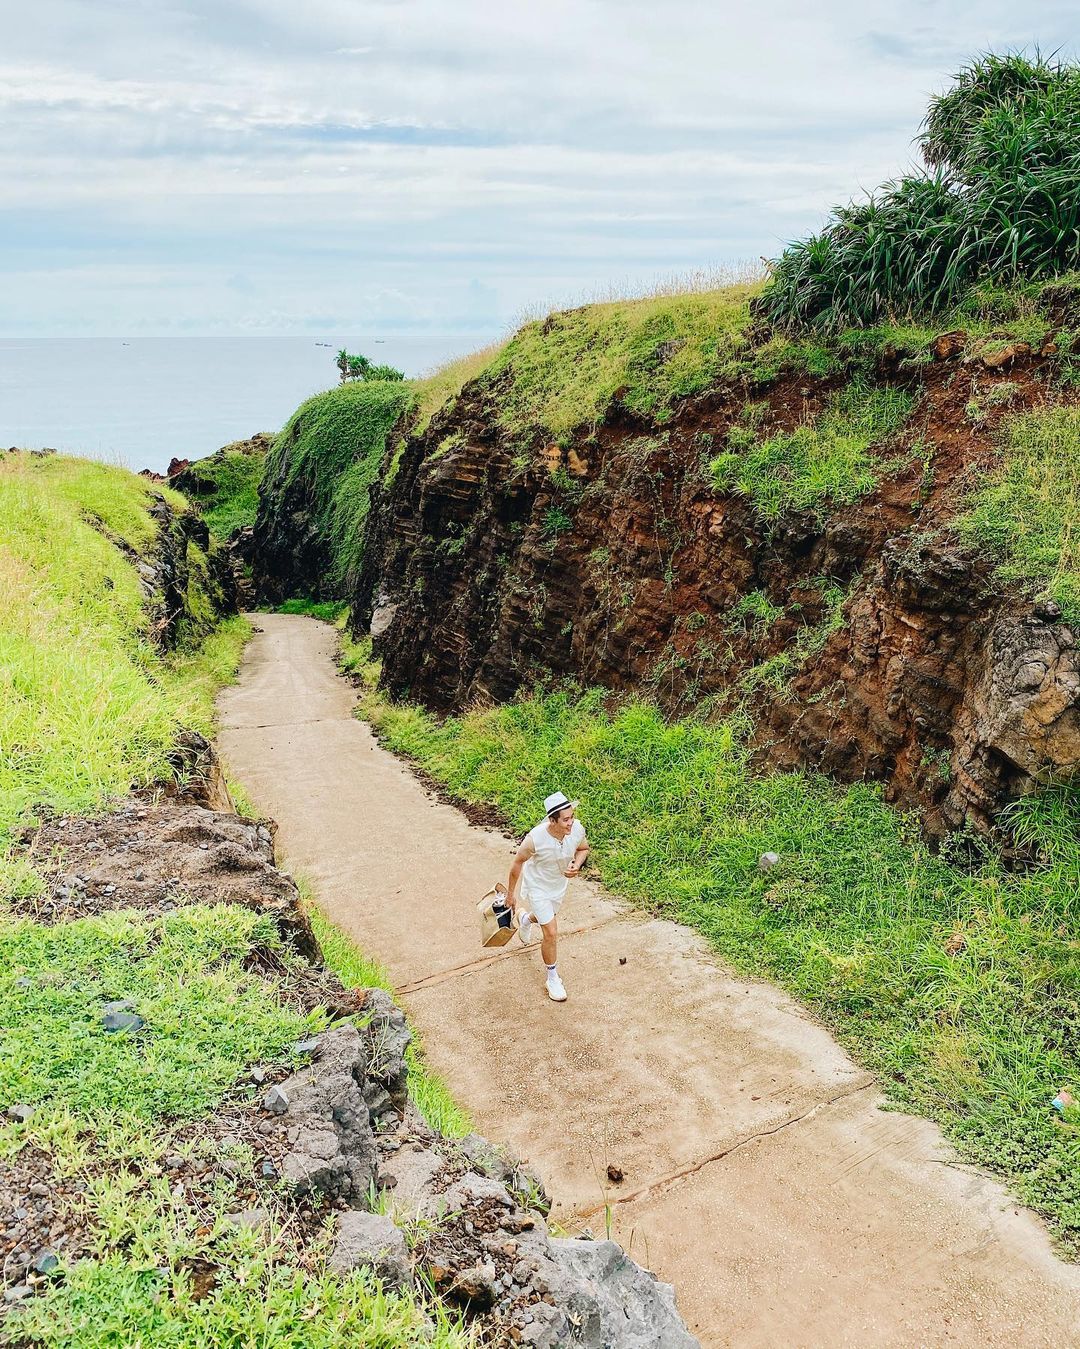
left=600, top=1088, right=1077, bottom=1348
left=219, top=615, right=1080, bottom=1347
left=403, top=915, right=871, bottom=1215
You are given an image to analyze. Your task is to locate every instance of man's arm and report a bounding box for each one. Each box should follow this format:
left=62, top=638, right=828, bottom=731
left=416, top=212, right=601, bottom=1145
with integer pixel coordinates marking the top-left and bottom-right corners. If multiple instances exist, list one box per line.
left=565, top=831, right=590, bottom=877
left=507, top=836, right=535, bottom=909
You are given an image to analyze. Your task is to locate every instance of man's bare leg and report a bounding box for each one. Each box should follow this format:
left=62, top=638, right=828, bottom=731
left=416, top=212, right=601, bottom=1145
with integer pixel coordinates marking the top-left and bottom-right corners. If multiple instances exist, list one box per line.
left=540, top=917, right=566, bottom=998
left=540, top=915, right=558, bottom=968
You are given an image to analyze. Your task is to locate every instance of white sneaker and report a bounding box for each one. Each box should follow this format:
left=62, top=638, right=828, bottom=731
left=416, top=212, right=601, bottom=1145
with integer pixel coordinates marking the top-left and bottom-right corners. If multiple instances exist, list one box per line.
left=517, top=912, right=533, bottom=945
left=546, top=971, right=567, bottom=1002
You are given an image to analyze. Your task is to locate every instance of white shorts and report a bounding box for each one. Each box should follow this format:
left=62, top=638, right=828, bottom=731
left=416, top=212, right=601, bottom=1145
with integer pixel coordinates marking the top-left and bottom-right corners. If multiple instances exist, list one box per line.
left=521, top=881, right=565, bottom=926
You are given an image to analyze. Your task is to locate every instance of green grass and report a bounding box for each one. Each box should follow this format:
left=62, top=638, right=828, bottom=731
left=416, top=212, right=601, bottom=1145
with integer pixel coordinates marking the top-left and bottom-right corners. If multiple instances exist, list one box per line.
left=710, top=379, right=915, bottom=518
left=301, top=885, right=472, bottom=1139
left=11, top=1250, right=472, bottom=1348
left=412, top=341, right=508, bottom=436
left=738, top=579, right=848, bottom=696
left=274, top=598, right=349, bottom=622
left=0, top=454, right=249, bottom=904
left=1, top=905, right=318, bottom=1121
left=726, top=590, right=785, bottom=632
left=182, top=448, right=266, bottom=538
left=264, top=381, right=415, bottom=593
left=349, top=658, right=1080, bottom=1255
left=483, top=286, right=759, bottom=444
left=2, top=900, right=472, bottom=1343
left=0, top=458, right=474, bottom=1342
left=959, top=404, right=1080, bottom=624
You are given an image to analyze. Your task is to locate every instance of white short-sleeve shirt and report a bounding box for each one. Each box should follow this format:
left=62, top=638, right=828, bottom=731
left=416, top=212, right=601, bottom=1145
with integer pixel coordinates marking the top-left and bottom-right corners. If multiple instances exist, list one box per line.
left=521, top=818, right=586, bottom=906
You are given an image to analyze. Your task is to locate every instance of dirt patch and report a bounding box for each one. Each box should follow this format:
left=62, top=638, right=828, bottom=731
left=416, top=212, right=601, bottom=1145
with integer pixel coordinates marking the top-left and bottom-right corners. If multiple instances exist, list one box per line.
left=17, top=799, right=319, bottom=961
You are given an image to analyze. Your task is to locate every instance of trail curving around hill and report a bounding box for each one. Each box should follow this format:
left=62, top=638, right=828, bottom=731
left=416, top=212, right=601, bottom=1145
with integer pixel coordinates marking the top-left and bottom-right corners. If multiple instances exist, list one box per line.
left=218, top=614, right=1080, bottom=1348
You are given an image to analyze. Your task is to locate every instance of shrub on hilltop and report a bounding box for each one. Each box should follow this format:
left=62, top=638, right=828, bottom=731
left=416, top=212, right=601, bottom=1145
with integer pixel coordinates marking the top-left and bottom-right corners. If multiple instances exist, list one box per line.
left=762, top=51, right=1080, bottom=329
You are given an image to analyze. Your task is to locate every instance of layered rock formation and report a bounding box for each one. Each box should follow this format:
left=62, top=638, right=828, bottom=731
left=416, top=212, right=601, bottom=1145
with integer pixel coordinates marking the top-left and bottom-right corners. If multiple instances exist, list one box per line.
left=348, top=339, right=1079, bottom=838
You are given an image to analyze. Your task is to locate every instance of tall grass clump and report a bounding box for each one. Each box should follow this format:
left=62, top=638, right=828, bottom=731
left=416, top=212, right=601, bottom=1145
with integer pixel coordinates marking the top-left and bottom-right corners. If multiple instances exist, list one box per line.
left=350, top=662, right=1080, bottom=1254
left=710, top=379, right=914, bottom=517
left=959, top=404, right=1080, bottom=623
left=763, top=51, right=1080, bottom=329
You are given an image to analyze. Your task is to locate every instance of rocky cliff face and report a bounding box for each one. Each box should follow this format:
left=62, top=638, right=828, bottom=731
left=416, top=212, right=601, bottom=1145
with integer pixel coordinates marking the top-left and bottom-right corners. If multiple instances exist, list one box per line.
left=350, top=336, right=1080, bottom=839
left=145, top=493, right=238, bottom=645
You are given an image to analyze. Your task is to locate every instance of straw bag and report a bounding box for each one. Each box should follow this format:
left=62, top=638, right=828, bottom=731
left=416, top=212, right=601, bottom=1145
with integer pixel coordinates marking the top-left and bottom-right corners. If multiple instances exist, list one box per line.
left=478, top=882, right=518, bottom=948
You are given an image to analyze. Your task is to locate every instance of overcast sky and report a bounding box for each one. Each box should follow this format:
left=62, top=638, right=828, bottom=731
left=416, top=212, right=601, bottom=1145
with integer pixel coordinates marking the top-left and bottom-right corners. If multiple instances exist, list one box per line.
left=2, top=1, right=1075, bottom=336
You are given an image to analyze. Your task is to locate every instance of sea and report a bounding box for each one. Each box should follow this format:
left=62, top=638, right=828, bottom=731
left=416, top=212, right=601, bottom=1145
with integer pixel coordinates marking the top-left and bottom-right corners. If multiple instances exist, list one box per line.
left=0, top=335, right=490, bottom=476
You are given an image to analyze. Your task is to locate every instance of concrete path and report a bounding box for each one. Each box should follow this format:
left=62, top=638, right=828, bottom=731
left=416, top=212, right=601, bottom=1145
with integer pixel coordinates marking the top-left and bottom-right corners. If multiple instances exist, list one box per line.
left=219, top=614, right=1080, bottom=1347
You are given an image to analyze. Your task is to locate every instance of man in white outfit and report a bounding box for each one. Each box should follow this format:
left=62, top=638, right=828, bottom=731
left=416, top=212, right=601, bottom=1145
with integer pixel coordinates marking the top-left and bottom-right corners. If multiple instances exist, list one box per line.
left=506, top=792, right=589, bottom=1002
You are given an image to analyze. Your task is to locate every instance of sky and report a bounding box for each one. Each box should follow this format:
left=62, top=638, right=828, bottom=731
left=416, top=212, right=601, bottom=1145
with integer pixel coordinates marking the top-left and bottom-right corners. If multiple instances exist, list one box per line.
left=2, top=0, right=1076, bottom=336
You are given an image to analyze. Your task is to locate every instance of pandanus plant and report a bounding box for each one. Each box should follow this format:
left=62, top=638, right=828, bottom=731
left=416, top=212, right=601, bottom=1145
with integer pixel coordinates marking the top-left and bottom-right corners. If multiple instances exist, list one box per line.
left=761, top=51, right=1080, bottom=330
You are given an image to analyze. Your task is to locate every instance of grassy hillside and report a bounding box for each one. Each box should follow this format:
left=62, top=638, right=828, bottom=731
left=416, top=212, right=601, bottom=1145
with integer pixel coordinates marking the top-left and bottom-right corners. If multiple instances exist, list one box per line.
left=482, top=283, right=760, bottom=443
left=171, top=436, right=269, bottom=538
left=342, top=630, right=1080, bottom=1257
left=0, top=454, right=471, bottom=1345
left=0, top=453, right=247, bottom=904
left=248, top=43, right=1080, bottom=1267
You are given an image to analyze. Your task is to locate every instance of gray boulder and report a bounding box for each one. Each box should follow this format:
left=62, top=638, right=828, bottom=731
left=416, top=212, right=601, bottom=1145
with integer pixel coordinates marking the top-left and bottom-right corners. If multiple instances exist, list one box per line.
left=277, top=1023, right=376, bottom=1202
left=329, top=1210, right=411, bottom=1289
left=362, top=989, right=411, bottom=1106
left=438, top=1166, right=699, bottom=1346
left=545, top=1236, right=698, bottom=1348
left=457, top=1133, right=518, bottom=1183
left=378, top=1144, right=445, bottom=1217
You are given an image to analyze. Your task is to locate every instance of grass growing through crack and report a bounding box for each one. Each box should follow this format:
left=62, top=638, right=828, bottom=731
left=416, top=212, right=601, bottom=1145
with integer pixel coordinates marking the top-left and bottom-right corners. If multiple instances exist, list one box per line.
left=959, top=404, right=1080, bottom=624
left=348, top=649, right=1080, bottom=1255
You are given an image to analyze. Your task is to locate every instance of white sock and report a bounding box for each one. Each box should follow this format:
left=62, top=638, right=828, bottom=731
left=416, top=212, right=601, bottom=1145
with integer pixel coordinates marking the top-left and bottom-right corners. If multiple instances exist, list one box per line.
left=546, top=963, right=558, bottom=977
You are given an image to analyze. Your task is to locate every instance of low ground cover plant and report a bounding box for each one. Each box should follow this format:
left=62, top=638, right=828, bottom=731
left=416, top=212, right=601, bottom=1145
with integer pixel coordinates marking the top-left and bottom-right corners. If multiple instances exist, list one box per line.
left=959, top=403, right=1080, bottom=623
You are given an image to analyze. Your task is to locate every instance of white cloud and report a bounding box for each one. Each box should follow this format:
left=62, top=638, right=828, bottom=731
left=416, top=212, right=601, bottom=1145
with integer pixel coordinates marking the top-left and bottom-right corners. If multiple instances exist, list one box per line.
left=1, top=0, right=1077, bottom=333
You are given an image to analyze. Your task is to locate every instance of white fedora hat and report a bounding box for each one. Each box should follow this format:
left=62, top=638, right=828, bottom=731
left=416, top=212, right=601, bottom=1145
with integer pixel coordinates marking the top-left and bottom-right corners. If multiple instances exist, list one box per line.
left=543, top=791, right=577, bottom=817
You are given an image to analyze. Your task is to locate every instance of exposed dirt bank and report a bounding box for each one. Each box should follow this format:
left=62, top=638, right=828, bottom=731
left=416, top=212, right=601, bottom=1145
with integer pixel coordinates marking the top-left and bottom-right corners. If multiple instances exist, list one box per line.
left=349, top=341, right=1076, bottom=839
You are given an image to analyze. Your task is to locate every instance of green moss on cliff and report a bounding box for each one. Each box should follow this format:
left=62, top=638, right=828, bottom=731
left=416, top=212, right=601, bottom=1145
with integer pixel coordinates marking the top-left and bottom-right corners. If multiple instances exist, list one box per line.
left=183, top=447, right=266, bottom=537
left=269, top=381, right=415, bottom=591
left=484, top=285, right=759, bottom=443
left=959, top=404, right=1080, bottom=623
left=710, top=379, right=916, bottom=519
